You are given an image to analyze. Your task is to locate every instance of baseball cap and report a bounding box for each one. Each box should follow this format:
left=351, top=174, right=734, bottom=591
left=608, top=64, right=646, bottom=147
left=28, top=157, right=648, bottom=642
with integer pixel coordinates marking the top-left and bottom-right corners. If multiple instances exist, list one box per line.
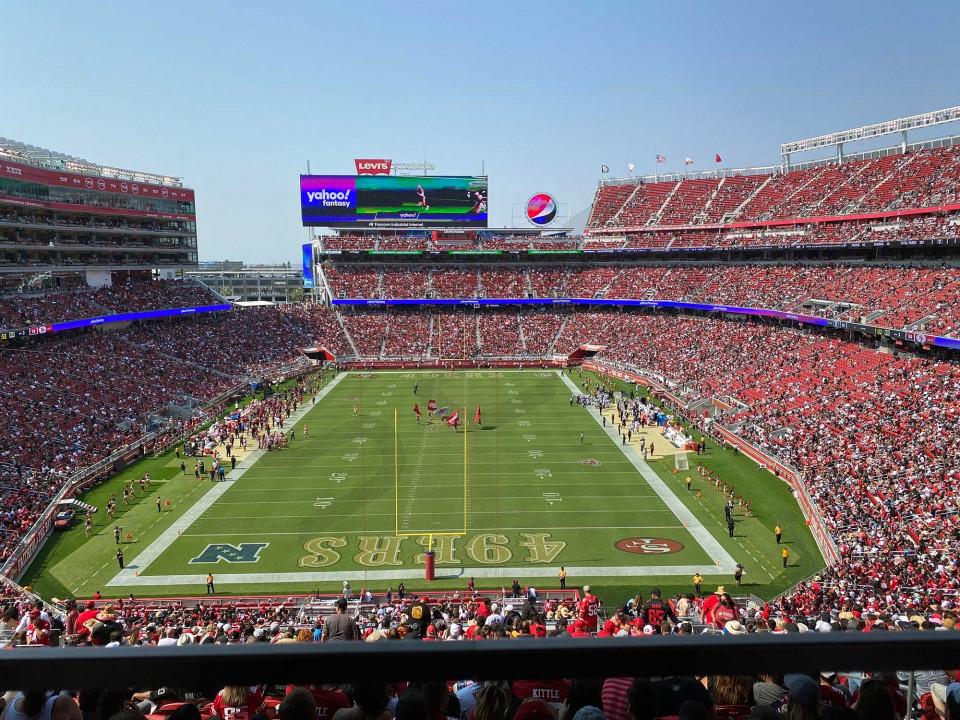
left=513, top=700, right=556, bottom=720
left=571, top=706, right=606, bottom=720
left=783, top=674, right=818, bottom=707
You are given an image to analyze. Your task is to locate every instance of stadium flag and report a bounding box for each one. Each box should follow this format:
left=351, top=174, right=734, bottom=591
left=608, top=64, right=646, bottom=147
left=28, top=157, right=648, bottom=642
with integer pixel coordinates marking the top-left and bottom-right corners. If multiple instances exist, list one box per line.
left=627, top=163, right=635, bottom=172
left=414, top=403, right=421, bottom=418
left=427, top=399, right=437, bottom=413
left=715, top=153, right=722, bottom=163
left=432, top=405, right=450, bottom=417
left=601, top=164, right=609, bottom=173
left=447, top=411, right=460, bottom=427
left=474, top=405, right=482, bottom=425
left=684, top=157, right=694, bottom=165
left=656, top=154, right=666, bottom=163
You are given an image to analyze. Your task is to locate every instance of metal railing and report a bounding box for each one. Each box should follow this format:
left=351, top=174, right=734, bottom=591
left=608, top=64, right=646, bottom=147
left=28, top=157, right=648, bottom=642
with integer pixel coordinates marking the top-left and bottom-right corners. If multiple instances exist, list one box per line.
left=2, top=635, right=959, bottom=690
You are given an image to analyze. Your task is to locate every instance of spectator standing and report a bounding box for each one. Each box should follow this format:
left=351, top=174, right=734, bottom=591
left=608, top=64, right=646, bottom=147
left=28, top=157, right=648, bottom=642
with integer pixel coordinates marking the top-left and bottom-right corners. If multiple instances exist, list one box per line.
left=322, top=598, right=357, bottom=642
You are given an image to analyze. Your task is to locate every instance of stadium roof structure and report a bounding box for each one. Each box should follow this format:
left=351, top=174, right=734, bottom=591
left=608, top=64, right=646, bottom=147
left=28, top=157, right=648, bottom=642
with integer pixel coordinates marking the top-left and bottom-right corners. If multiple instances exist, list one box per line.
left=0, top=136, right=184, bottom=187
left=600, top=105, right=960, bottom=185
left=781, top=105, right=960, bottom=158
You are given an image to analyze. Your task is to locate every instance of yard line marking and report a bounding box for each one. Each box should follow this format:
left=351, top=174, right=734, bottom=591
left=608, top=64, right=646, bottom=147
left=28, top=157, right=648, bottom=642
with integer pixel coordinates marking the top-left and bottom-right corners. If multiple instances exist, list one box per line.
left=178, top=525, right=685, bottom=536
left=195, top=508, right=678, bottom=520
left=225, top=483, right=660, bottom=490
left=104, top=372, right=347, bottom=584
left=108, top=562, right=722, bottom=586
left=211, top=494, right=661, bottom=504
left=556, top=370, right=738, bottom=573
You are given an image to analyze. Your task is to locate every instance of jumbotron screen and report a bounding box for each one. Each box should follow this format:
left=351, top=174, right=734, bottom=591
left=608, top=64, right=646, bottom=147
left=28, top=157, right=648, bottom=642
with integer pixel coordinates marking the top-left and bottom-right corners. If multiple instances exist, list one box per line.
left=300, top=175, right=488, bottom=228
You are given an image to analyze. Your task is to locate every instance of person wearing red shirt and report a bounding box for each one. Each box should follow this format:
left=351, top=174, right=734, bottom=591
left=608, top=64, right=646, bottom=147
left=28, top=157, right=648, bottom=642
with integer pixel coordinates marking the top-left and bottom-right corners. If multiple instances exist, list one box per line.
left=211, top=686, right=265, bottom=720
left=511, top=680, right=570, bottom=716
left=75, top=601, right=99, bottom=640
left=285, top=685, right=349, bottom=719
left=700, top=586, right=725, bottom=625
left=577, top=586, right=599, bottom=632
left=26, top=610, right=51, bottom=646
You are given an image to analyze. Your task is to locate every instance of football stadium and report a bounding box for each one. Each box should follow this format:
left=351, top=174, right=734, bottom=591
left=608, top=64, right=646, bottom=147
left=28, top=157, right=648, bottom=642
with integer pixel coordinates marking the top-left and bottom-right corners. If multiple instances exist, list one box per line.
left=3, top=3, right=960, bottom=718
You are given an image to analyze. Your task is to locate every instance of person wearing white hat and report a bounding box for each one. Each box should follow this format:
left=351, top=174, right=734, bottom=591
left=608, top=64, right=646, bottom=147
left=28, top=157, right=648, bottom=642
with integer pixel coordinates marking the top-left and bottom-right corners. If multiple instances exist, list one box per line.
left=723, top=620, right=745, bottom=635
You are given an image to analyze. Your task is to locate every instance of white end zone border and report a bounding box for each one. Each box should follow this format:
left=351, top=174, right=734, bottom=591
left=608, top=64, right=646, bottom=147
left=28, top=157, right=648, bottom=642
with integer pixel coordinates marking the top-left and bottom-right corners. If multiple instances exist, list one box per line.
left=106, top=370, right=736, bottom=589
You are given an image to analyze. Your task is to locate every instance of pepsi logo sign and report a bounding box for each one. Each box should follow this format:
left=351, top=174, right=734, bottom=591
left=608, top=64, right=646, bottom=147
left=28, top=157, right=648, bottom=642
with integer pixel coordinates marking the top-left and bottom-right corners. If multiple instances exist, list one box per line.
left=526, top=193, right=557, bottom=226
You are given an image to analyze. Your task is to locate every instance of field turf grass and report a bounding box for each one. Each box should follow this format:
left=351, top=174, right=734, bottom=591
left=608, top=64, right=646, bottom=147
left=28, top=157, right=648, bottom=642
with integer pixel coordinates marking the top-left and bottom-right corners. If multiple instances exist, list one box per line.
left=22, top=370, right=823, bottom=605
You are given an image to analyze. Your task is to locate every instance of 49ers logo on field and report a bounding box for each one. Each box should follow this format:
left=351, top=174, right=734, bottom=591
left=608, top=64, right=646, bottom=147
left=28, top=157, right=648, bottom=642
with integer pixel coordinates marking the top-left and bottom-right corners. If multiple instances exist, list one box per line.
left=579, top=458, right=602, bottom=466
left=615, top=537, right=684, bottom=555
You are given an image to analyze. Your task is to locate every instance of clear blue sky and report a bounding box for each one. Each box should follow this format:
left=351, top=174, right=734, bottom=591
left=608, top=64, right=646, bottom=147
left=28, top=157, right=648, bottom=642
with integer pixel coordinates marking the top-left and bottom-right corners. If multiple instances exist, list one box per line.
left=4, top=1, right=958, bottom=263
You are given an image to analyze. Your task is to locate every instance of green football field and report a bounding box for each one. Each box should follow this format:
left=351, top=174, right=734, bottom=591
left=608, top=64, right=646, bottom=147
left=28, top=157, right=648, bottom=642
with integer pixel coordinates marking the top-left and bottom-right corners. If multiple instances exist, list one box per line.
left=22, top=370, right=824, bottom=603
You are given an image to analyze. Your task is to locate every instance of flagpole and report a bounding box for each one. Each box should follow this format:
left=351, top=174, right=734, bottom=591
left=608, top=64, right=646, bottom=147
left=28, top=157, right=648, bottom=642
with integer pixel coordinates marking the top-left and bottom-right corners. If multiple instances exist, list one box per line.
left=463, top=406, right=468, bottom=534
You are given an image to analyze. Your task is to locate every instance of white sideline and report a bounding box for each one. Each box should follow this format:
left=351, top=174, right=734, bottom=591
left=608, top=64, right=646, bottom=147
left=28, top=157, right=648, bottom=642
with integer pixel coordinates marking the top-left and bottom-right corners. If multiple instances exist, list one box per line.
left=106, top=372, right=347, bottom=586
left=106, top=369, right=735, bottom=588
left=108, top=564, right=724, bottom=587
left=555, top=370, right=738, bottom=572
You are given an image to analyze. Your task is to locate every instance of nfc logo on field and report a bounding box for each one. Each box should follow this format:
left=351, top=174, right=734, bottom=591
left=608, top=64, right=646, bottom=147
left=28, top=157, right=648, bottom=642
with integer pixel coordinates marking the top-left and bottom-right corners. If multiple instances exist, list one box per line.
left=190, top=543, right=269, bottom=564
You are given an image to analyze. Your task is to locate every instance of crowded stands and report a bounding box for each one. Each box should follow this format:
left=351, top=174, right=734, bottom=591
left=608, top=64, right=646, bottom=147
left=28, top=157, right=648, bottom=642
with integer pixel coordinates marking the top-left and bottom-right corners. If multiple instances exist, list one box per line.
left=587, top=144, right=960, bottom=231
left=323, top=262, right=960, bottom=336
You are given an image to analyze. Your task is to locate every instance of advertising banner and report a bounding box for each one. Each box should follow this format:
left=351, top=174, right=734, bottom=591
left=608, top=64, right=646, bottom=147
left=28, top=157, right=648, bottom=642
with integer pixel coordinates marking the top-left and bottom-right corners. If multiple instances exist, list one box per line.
left=301, top=175, right=487, bottom=229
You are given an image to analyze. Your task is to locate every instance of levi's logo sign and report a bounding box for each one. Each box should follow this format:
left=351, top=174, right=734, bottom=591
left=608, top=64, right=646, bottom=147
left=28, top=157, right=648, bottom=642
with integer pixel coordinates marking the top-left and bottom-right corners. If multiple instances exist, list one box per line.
left=355, top=158, right=391, bottom=174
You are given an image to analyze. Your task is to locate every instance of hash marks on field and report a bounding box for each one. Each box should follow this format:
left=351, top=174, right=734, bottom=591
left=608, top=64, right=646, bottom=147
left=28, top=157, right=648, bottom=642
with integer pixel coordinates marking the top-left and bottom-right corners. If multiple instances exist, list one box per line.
left=342, top=452, right=358, bottom=462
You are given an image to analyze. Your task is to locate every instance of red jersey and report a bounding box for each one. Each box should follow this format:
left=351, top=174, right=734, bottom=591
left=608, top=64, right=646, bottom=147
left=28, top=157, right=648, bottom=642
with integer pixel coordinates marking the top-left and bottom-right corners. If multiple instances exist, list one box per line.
left=75, top=609, right=100, bottom=638
left=713, top=604, right=737, bottom=628
left=578, top=594, right=599, bottom=630
left=285, top=687, right=349, bottom=719
left=27, top=618, right=51, bottom=645
left=212, top=689, right=265, bottom=720
left=512, top=680, right=570, bottom=714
